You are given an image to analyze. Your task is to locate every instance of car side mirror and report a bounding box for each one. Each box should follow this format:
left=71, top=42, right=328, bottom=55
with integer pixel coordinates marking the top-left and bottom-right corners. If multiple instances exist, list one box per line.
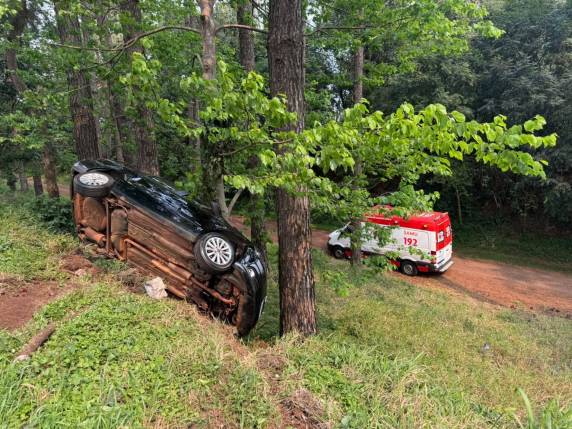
left=211, top=201, right=222, bottom=216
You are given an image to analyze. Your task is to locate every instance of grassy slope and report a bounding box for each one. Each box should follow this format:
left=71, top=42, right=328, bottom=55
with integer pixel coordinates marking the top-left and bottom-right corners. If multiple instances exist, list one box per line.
left=0, top=193, right=571, bottom=428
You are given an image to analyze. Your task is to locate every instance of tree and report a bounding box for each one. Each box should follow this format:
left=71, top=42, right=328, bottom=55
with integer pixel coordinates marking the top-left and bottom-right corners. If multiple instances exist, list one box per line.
left=268, top=0, right=317, bottom=336
left=236, top=0, right=255, bottom=72
left=53, top=0, right=100, bottom=160
left=236, top=0, right=268, bottom=266
left=309, top=0, right=503, bottom=265
left=119, top=0, right=159, bottom=174
left=3, top=0, right=58, bottom=197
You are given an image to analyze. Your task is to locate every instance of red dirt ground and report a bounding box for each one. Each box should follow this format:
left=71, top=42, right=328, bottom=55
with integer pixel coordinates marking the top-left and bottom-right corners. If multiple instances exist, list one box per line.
left=0, top=254, right=94, bottom=330
left=230, top=216, right=572, bottom=317
left=0, top=276, right=72, bottom=330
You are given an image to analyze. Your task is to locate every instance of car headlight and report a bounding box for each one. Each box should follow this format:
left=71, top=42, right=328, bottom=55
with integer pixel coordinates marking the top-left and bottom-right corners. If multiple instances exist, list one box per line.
left=246, top=267, right=257, bottom=278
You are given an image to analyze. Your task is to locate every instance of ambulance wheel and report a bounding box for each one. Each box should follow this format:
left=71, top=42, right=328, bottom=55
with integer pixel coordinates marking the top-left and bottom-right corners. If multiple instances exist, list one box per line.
left=401, top=260, right=418, bottom=276
left=331, top=246, right=346, bottom=259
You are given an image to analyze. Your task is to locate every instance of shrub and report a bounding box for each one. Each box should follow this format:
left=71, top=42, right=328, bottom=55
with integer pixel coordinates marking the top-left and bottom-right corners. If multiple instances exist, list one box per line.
left=28, top=196, right=74, bottom=234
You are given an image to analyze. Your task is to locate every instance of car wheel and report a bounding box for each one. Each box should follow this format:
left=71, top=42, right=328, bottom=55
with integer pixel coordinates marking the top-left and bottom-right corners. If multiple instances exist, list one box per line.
left=401, top=260, right=418, bottom=276
left=74, top=172, right=114, bottom=198
left=331, top=245, right=346, bottom=259
left=194, top=233, right=235, bottom=273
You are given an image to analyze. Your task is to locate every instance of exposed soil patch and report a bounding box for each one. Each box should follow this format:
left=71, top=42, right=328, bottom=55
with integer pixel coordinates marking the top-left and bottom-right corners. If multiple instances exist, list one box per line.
left=256, top=349, right=329, bottom=429
left=280, top=388, right=329, bottom=429
left=59, top=253, right=99, bottom=276
left=0, top=275, right=78, bottom=330
left=257, top=349, right=287, bottom=395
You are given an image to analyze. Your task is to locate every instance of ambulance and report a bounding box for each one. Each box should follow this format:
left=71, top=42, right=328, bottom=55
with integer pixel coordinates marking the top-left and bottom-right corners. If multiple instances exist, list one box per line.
left=327, top=210, right=454, bottom=276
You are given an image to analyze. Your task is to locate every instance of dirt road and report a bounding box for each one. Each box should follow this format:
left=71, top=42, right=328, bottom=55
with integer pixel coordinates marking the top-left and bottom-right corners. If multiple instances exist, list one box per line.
left=230, top=216, right=572, bottom=317
left=401, top=257, right=572, bottom=316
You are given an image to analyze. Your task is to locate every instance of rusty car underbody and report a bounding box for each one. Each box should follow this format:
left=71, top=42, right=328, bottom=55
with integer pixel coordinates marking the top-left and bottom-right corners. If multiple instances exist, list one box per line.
left=71, top=160, right=267, bottom=336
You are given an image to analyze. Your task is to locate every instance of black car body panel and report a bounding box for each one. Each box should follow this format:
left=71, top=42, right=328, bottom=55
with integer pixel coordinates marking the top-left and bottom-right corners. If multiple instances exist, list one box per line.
left=71, top=159, right=267, bottom=336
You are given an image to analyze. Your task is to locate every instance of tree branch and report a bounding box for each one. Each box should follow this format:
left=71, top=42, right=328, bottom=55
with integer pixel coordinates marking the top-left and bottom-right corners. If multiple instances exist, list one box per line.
left=306, top=25, right=372, bottom=36
left=51, top=25, right=202, bottom=53
left=215, top=24, right=267, bottom=35
left=220, top=138, right=293, bottom=157
left=227, top=188, right=244, bottom=215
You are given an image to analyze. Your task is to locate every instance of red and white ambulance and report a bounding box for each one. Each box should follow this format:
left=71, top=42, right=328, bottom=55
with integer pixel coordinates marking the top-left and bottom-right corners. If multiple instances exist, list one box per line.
left=327, top=210, right=454, bottom=276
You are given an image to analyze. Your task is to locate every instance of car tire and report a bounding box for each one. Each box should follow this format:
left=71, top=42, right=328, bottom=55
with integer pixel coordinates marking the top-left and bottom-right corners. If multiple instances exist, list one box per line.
left=74, top=172, right=114, bottom=198
left=331, top=245, right=346, bottom=259
left=401, top=260, right=418, bottom=276
left=194, top=232, right=235, bottom=273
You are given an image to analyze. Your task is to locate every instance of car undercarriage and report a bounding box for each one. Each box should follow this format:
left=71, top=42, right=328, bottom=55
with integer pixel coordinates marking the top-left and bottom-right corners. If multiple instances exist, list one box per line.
left=71, top=161, right=266, bottom=336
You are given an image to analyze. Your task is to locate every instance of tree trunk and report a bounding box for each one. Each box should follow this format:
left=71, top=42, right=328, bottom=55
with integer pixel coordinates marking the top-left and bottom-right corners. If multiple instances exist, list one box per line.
left=350, top=45, right=365, bottom=268
left=237, top=0, right=267, bottom=264
left=268, top=0, right=316, bottom=336
left=17, top=161, right=28, bottom=192
left=5, top=0, right=45, bottom=200
left=33, top=175, right=44, bottom=196
left=54, top=2, right=100, bottom=160
left=237, top=1, right=256, bottom=72
left=6, top=171, right=17, bottom=192
left=119, top=0, right=159, bottom=175
left=197, top=0, right=229, bottom=217
left=199, top=0, right=217, bottom=81
left=5, top=48, right=27, bottom=94
left=107, top=81, right=126, bottom=163
left=5, top=0, right=28, bottom=94
left=455, top=186, right=463, bottom=225
left=43, top=144, right=60, bottom=199
left=353, top=46, right=364, bottom=103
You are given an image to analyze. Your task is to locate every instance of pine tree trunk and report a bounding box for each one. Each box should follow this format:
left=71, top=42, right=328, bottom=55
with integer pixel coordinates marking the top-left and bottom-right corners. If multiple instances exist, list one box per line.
left=350, top=45, right=365, bottom=268
left=119, top=0, right=159, bottom=175
left=54, top=2, right=100, bottom=160
left=33, top=175, right=44, bottom=196
left=5, top=47, right=27, bottom=94
left=7, top=171, right=17, bottom=192
left=236, top=0, right=268, bottom=264
left=198, top=0, right=229, bottom=216
left=268, top=0, right=316, bottom=336
left=4, top=0, right=28, bottom=94
left=43, top=143, right=60, bottom=198
left=17, top=164, right=28, bottom=192
left=107, top=81, right=126, bottom=163
left=455, top=186, right=463, bottom=225
left=237, top=1, right=256, bottom=72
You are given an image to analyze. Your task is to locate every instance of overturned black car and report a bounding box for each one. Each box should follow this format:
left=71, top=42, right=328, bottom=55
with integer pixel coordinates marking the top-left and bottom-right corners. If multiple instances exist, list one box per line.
left=71, top=160, right=267, bottom=336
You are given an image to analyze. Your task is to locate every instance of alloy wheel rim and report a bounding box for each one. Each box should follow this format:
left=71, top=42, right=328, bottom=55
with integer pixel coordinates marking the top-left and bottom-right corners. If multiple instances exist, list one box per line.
left=204, top=236, right=232, bottom=267
left=80, top=173, right=109, bottom=186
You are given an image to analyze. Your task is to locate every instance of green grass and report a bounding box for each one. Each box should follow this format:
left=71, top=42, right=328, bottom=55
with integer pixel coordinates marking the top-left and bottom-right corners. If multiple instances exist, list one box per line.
left=0, top=286, right=275, bottom=428
left=0, top=193, right=75, bottom=280
left=251, top=249, right=572, bottom=428
left=452, top=222, right=572, bottom=273
left=0, top=192, right=570, bottom=428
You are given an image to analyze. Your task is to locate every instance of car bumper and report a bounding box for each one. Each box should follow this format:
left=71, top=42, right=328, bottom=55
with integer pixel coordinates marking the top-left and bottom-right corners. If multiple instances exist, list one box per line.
left=232, top=246, right=267, bottom=336
left=429, top=258, right=454, bottom=273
